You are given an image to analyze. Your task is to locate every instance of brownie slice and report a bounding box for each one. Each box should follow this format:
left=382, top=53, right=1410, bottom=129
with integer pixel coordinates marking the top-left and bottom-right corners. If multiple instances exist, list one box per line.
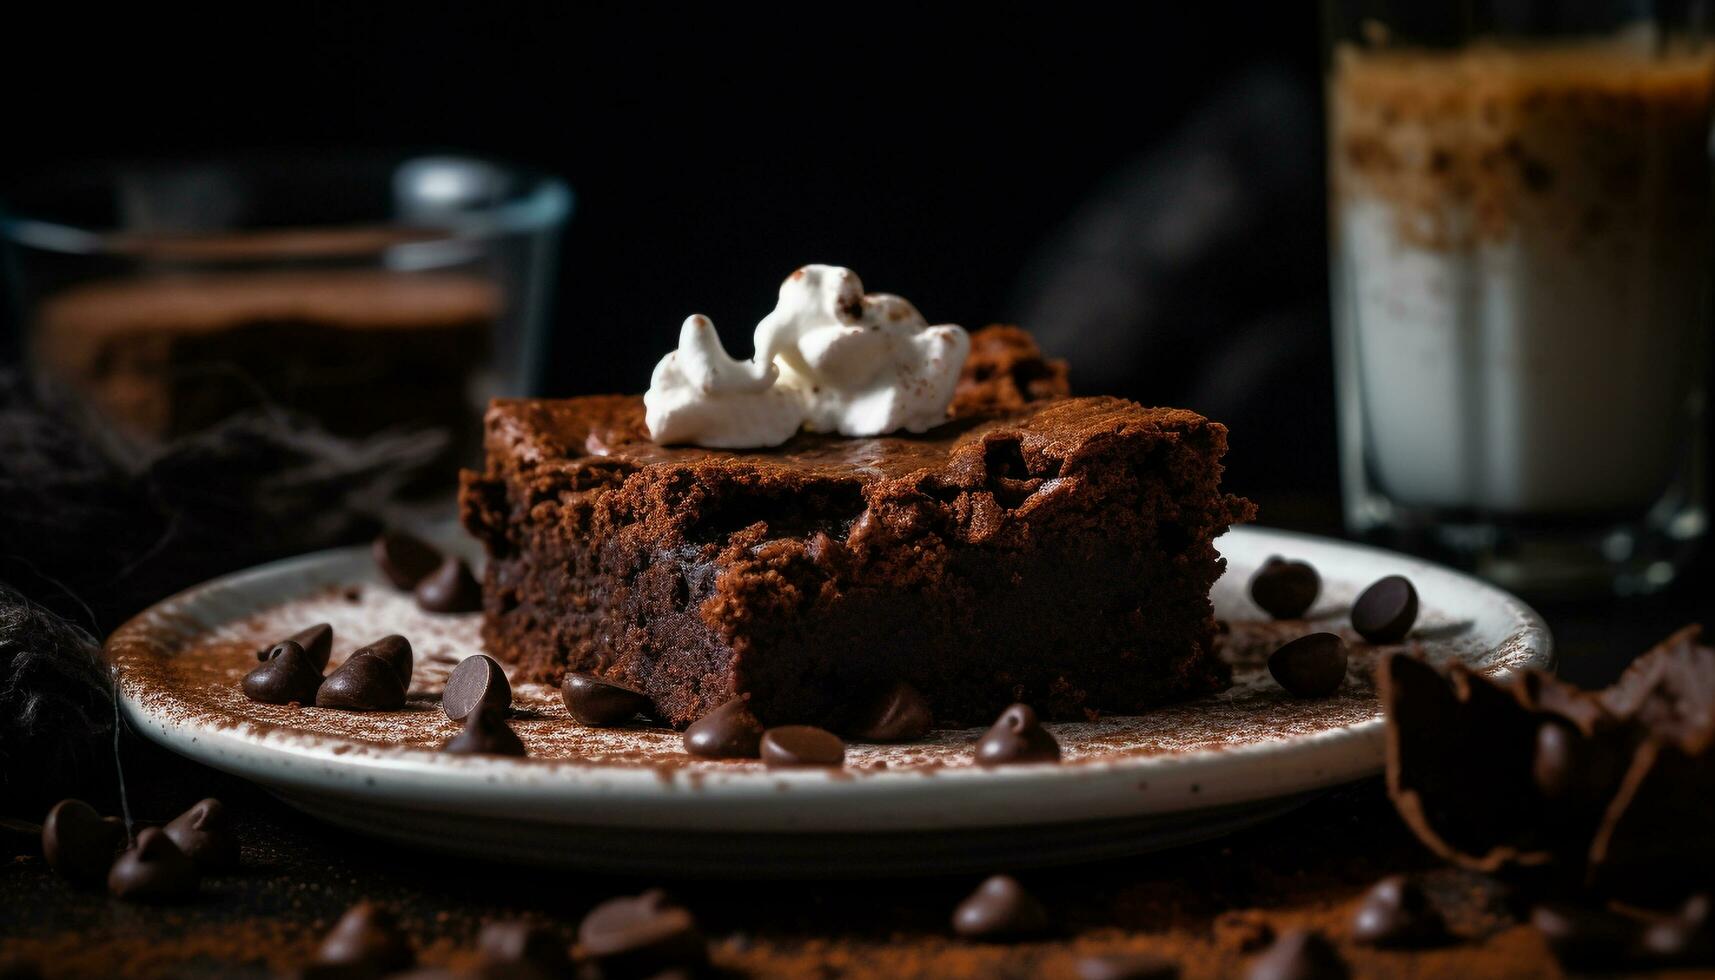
left=462, top=379, right=1254, bottom=729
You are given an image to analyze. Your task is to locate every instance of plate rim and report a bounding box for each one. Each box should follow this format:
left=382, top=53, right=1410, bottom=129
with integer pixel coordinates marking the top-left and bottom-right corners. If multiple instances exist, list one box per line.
left=109, top=524, right=1552, bottom=833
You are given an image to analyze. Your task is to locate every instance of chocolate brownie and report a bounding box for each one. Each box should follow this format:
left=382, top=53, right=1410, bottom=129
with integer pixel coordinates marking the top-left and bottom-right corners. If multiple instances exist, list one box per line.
left=460, top=377, right=1254, bottom=729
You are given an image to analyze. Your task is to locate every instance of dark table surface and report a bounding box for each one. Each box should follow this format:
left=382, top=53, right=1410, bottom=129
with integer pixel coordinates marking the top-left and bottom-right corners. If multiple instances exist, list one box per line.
left=2, top=535, right=1710, bottom=979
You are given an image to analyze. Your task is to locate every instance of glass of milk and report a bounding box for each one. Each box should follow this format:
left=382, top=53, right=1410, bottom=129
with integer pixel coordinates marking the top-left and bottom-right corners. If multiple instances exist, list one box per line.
left=1327, top=2, right=1715, bottom=596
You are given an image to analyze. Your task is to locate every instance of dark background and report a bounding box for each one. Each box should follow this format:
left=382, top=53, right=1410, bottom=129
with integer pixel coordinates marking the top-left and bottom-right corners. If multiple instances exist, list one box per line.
left=0, top=2, right=1333, bottom=517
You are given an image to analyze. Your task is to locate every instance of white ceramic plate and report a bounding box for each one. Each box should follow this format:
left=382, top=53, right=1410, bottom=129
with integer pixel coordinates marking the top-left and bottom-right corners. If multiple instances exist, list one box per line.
left=110, top=525, right=1549, bottom=876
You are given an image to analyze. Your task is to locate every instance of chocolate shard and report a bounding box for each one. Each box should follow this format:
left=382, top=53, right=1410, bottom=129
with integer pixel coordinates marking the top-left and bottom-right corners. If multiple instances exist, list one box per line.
left=1380, top=625, right=1715, bottom=904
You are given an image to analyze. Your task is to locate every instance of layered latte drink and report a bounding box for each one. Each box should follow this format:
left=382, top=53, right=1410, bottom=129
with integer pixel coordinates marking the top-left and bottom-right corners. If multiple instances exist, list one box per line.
left=1329, top=23, right=1715, bottom=592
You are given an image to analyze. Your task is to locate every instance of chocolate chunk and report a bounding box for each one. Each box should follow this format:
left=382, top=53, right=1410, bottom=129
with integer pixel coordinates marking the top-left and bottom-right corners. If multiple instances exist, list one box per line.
left=951, top=874, right=1050, bottom=940
left=316, top=654, right=407, bottom=711
left=443, top=655, right=511, bottom=722
left=975, top=703, right=1061, bottom=765
left=848, top=681, right=932, bottom=742
left=683, top=700, right=764, bottom=759
left=1352, top=575, right=1418, bottom=643
left=1249, top=557, right=1320, bottom=620
left=1642, top=894, right=1714, bottom=965
left=477, top=920, right=572, bottom=976
left=243, top=641, right=325, bottom=705
left=1243, top=929, right=1348, bottom=980
left=354, top=634, right=414, bottom=688
left=40, top=799, right=125, bottom=885
left=259, top=623, right=333, bottom=670
left=107, top=827, right=198, bottom=903
left=1349, top=875, right=1445, bottom=947
left=162, top=797, right=240, bottom=870
left=562, top=673, right=652, bottom=727
left=1267, top=633, right=1348, bottom=699
left=373, top=530, right=442, bottom=590
left=578, top=889, right=706, bottom=976
left=443, top=705, right=527, bottom=757
left=317, top=901, right=416, bottom=973
left=415, top=556, right=482, bottom=614
left=1076, top=952, right=1179, bottom=980
left=1530, top=903, right=1639, bottom=970
left=760, top=726, right=845, bottom=767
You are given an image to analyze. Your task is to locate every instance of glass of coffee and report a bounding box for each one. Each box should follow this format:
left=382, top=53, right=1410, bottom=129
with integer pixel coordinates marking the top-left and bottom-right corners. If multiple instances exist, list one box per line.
left=1326, top=2, right=1715, bottom=596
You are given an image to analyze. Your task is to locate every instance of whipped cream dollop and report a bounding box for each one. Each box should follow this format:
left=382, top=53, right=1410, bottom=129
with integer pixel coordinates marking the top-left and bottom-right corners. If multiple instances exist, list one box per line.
left=644, top=265, right=970, bottom=448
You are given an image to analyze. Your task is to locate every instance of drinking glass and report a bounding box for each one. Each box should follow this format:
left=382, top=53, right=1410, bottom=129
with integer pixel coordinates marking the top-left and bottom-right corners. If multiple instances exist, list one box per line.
left=1326, top=1, right=1714, bottom=596
left=1, top=154, right=570, bottom=485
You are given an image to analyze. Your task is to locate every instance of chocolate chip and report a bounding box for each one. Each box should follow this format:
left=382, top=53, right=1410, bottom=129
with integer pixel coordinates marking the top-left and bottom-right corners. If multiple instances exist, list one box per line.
left=1642, top=894, right=1714, bottom=965
left=373, top=531, right=442, bottom=590
left=1267, top=633, right=1348, bottom=699
left=761, top=726, right=845, bottom=767
left=259, top=623, right=333, bottom=670
left=562, top=673, right=653, bottom=727
left=40, top=799, right=125, bottom=885
left=975, top=703, right=1060, bottom=765
left=1351, top=575, right=1418, bottom=643
left=1250, top=557, right=1320, bottom=620
left=354, top=634, right=414, bottom=688
left=1244, top=929, right=1348, bottom=980
left=316, top=654, right=407, bottom=711
left=443, top=705, right=527, bottom=757
left=1349, top=875, right=1445, bottom=947
left=1213, top=912, right=1275, bottom=953
left=578, top=889, right=706, bottom=976
left=477, top=920, right=571, bottom=976
left=243, top=641, right=325, bottom=705
left=107, top=827, right=199, bottom=903
left=848, top=681, right=932, bottom=741
left=317, top=901, right=416, bottom=973
left=951, top=874, right=1050, bottom=940
left=1531, top=720, right=1578, bottom=800
left=683, top=700, right=764, bottom=759
left=415, top=556, right=482, bottom=614
left=162, top=797, right=240, bottom=871
left=1076, top=953, right=1179, bottom=980
left=443, top=655, right=511, bottom=722
left=1530, top=903, right=1639, bottom=970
